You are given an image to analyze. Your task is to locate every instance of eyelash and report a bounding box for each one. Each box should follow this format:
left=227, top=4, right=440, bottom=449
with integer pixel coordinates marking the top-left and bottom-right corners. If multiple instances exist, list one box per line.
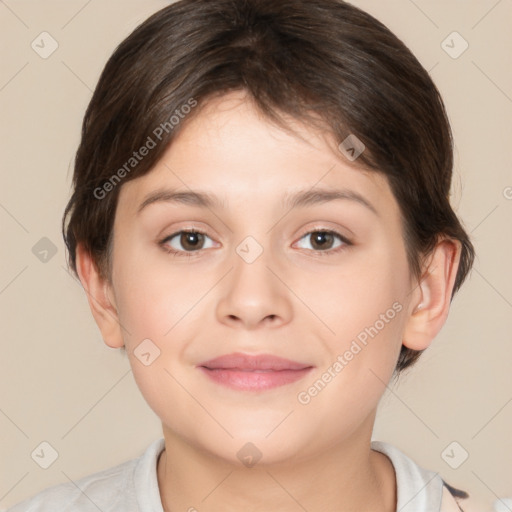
left=159, top=228, right=353, bottom=259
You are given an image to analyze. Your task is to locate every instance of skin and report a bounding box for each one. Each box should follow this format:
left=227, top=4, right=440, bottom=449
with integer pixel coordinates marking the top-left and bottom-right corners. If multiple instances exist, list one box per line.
left=77, top=90, right=461, bottom=512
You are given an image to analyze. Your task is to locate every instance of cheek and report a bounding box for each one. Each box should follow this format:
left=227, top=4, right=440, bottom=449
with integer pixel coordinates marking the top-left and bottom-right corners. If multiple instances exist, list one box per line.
left=294, top=296, right=406, bottom=449
left=300, top=243, right=409, bottom=343
left=111, top=245, right=199, bottom=345
left=299, top=245, right=409, bottom=395
left=111, top=255, right=199, bottom=431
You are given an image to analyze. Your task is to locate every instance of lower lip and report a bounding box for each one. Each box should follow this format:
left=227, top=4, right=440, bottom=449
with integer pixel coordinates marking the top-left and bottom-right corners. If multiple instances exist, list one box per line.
left=198, top=367, right=313, bottom=391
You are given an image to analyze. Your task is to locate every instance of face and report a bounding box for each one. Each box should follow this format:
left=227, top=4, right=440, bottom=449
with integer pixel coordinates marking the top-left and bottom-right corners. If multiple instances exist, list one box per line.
left=108, top=91, right=416, bottom=465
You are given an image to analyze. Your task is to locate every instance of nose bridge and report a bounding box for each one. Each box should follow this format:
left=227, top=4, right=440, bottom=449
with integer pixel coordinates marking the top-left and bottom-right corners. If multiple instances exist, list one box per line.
left=233, top=236, right=272, bottom=290
left=215, top=234, right=292, bottom=328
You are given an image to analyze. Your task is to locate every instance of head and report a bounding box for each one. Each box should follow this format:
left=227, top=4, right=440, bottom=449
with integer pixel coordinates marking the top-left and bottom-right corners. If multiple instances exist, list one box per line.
left=63, top=0, right=474, bottom=464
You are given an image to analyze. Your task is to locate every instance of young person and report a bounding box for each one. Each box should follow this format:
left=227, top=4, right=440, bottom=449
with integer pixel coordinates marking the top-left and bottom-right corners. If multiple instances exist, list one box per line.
left=8, top=0, right=475, bottom=510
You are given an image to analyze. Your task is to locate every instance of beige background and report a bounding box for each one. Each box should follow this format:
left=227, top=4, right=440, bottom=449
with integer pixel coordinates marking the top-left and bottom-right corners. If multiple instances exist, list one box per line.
left=1, top=1, right=511, bottom=510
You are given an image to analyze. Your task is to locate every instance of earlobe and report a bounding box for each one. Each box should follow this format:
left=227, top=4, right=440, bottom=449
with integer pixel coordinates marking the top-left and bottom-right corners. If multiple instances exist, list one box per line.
left=402, top=238, right=462, bottom=351
left=75, top=244, right=125, bottom=349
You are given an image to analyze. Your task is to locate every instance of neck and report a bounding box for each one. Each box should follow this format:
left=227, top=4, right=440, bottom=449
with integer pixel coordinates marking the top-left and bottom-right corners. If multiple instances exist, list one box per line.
left=157, top=426, right=396, bottom=512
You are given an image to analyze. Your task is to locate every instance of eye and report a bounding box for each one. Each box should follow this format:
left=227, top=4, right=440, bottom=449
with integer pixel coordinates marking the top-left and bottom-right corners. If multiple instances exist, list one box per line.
left=160, top=229, right=216, bottom=257
left=294, top=229, right=352, bottom=255
left=159, top=228, right=352, bottom=258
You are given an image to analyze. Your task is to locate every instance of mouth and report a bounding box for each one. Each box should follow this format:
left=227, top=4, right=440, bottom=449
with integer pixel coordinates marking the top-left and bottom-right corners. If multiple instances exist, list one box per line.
left=197, top=352, right=314, bottom=391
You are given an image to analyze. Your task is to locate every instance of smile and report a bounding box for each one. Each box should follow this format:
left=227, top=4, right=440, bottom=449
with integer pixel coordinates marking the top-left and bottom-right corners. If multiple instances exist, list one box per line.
left=197, top=352, right=314, bottom=391
left=198, top=367, right=314, bottom=391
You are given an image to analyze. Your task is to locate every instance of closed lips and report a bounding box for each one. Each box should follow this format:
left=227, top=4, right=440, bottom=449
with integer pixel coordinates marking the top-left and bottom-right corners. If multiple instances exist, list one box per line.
left=197, top=353, right=314, bottom=391
left=198, top=352, right=313, bottom=371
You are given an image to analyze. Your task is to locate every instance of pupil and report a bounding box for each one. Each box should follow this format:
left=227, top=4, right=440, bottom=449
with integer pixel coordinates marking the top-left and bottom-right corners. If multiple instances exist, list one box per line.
left=312, top=232, right=332, bottom=249
left=182, top=232, right=202, bottom=250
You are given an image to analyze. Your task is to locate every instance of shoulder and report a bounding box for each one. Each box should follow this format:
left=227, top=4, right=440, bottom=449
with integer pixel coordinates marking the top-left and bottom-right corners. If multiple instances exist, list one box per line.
left=5, top=438, right=166, bottom=512
left=371, top=441, right=471, bottom=512
left=5, top=457, right=137, bottom=512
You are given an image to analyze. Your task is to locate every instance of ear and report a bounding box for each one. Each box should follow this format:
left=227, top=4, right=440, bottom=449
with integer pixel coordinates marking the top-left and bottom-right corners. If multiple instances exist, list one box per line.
left=75, top=243, right=124, bottom=349
left=402, top=238, right=462, bottom=351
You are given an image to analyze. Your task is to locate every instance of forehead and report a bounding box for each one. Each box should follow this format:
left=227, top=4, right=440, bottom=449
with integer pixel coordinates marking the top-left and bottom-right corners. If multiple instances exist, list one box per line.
left=116, top=91, right=398, bottom=220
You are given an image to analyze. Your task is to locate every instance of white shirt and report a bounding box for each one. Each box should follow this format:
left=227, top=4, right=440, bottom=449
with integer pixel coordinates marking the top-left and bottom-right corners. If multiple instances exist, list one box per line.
left=5, top=438, right=465, bottom=512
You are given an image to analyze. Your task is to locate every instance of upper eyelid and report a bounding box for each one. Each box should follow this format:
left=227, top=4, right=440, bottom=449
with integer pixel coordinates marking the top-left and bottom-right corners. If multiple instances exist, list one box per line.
left=294, top=229, right=352, bottom=248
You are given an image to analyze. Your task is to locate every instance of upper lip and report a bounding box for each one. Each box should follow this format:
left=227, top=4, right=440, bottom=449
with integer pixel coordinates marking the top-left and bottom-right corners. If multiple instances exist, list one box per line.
left=198, top=352, right=313, bottom=371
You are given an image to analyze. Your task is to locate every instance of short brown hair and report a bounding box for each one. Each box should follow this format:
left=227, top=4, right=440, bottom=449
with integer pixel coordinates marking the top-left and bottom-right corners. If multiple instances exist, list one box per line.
left=62, top=0, right=475, bottom=372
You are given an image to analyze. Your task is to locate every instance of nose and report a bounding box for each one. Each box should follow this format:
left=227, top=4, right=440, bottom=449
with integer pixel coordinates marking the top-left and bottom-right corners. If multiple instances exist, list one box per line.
left=215, top=248, right=293, bottom=330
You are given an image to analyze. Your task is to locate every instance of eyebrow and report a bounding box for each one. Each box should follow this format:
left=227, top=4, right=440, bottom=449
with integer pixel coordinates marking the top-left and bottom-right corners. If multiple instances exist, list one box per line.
left=137, top=187, right=378, bottom=216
